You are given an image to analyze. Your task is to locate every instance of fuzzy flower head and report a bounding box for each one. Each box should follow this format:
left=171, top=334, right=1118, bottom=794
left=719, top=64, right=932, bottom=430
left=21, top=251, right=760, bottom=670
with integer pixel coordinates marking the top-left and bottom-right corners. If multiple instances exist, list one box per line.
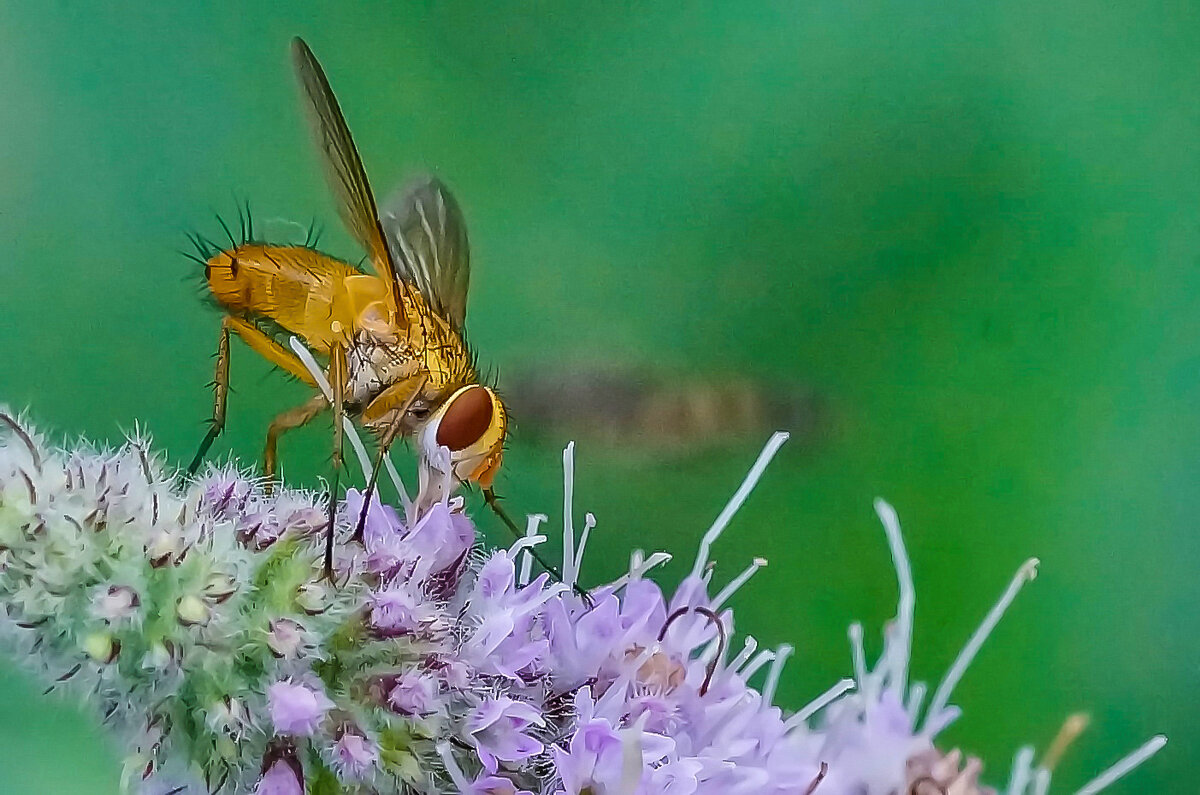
left=0, top=411, right=1167, bottom=795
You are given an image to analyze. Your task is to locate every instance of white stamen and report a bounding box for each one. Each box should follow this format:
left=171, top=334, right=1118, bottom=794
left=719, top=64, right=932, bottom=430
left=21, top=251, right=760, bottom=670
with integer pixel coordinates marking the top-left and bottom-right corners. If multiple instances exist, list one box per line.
left=562, top=442, right=576, bottom=586
left=570, top=511, right=596, bottom=585
left=608, top=552, right=672, bottom=591
left=905, top=681, right=927, bottom=721
left=1007, top=745, right=1035, bottom=795
left=740, top=649, right=777, bottom=681
left=382, top=455, right=412, bottom=514
left=291, top=338, right=374, bottom=480
left=691, top=432, right=789, bottom=578
left=925, top=558, right=1039, bottom=728
left=848, top=622, right=868, bottom=694
left=1032, top=768, right=1052, bottom=795
left=289, top=337, right=412, bottom=508
left=711, top=557, right=768, bottom=612
left=786, top=678, right=857, bottom=730
left=518, top=514, right=547, bottom=586
left=1074, top=735, right=1167, bottom=795
left=729, top=637, right=758, bottom=672
left=762, top=644, right=793, bottom=706
left=875, top=498, right=914, bottom=690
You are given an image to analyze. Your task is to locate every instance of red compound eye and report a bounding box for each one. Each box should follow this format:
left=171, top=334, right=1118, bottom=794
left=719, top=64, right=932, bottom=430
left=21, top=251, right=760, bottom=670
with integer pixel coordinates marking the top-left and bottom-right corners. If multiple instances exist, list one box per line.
left=436, top=386, right=493, bottom=452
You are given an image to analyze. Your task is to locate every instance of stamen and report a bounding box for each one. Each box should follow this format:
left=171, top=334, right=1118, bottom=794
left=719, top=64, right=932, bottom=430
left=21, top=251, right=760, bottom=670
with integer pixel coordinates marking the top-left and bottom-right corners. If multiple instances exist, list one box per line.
left=786, top=678, right=856, bottom=730
left=925, top=558, right=1039, bottom=728
left=711, top=557, right=768, bottom=611
left=740, top=648, right=777, bottom=682
left=848, top=623, right=868, bottom=694
left=1073, top=735, right=1167, bottom=795
left=762, top=644, right=793, bottom=706
left=691, top=432, right=789, bottom=578
left=802, top=762, right=829, bottom=795
left=562, top=442, right=576, bottom=587
left=1041, top=713, right=1090, bottom=772
left=289, top=338, right=376, bottom=485
left=875, top=499, right=914, bottom=690
left=1006, top=746, right=1035, bottom=795
left=569, top=511, right=596, bottom=584
left=607, top=551, right=672, bottom=592
left=905, top=682, right=927, bottom=721
left=518, top=514, right=548, bottom=586
left=729, top=636, right=758, bottom=671
left=1031, top=768, right=1051, bottom=795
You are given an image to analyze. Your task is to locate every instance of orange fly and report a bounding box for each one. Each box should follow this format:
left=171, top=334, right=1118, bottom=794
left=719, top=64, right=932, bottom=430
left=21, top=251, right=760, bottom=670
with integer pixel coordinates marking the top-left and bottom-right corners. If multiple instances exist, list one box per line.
left=185, top=38, right=512, bottom=578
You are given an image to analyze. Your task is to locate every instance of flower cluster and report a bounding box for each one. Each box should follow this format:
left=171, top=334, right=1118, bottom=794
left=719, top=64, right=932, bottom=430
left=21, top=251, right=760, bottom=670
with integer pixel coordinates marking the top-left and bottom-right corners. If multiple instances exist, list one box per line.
left=0, top=410, right=1165, bottom=794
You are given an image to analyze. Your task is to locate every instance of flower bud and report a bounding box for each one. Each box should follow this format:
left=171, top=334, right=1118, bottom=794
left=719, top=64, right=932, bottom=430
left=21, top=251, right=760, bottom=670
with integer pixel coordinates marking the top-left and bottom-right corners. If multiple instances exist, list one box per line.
left=295, top=582, right=330, bottom=615
left=203, top=572, right=238, bottom=604
left=91, top=585, right=140, bottom=622
left=84, top=632, right=120, bottom=663
left=266, top=619, right=306, bottom=659
left=176, top=594, right=210, bottom=626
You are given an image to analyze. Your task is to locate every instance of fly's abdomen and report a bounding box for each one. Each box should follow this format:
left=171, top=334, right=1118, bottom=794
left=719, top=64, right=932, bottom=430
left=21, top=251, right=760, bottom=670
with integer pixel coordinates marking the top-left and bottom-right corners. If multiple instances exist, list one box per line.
left=205, top=244, right=358, bottom=349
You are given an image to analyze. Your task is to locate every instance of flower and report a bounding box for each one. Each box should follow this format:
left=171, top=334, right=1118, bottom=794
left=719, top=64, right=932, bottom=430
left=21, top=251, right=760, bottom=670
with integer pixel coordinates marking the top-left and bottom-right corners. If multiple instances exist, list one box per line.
left=256, top=757, right=303, bottom=795
left=388, top=669, right=440, bottom=716
left=267, top=680, right=335, bottom=736
left=333, top=730, right=378, bottom=778
left=467, top=696, right=546, bottom=773
left=0, top=410, right=1168, bottom=794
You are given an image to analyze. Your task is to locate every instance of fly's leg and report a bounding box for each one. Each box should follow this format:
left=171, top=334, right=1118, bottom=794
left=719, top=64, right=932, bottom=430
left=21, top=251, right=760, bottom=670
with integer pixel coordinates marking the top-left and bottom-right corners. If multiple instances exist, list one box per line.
left=187, top=319, right=232, bottom=476
left=352, top=374, right=429, bottom=543
left=323, top=345, right=349, bottom=582
left=263, top=395, right=328, bottom=484
left=187, top=316, right=320, bottom=477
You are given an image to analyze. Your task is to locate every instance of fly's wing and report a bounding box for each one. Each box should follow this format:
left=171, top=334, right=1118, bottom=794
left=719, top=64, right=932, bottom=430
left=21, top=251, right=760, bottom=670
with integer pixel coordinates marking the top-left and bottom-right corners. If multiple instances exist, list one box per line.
left=380, top=176, right=471, bottom=331
left=290, top=37, right=401, bottom=309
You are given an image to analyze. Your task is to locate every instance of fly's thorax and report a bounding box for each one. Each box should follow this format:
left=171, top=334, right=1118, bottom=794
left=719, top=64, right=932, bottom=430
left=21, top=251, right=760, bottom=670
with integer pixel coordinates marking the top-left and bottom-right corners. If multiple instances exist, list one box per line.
left=345, top=332, right=420, bottom=406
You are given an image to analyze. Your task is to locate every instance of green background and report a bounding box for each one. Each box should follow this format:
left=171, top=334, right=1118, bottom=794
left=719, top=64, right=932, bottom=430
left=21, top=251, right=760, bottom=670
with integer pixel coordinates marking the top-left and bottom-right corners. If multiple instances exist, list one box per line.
left=0, top=2, right=1194, bottom=792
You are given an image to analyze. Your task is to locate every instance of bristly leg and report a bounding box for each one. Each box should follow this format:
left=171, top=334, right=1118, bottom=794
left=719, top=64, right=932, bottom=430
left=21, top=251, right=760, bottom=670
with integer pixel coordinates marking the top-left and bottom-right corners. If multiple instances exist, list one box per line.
left=353, top=375, right=428, bottom=543
left=323, top=345, right=349, bottom=583
left=324, top=466, right=339, bottom=582
left=187, top=319, right=232, bottom=476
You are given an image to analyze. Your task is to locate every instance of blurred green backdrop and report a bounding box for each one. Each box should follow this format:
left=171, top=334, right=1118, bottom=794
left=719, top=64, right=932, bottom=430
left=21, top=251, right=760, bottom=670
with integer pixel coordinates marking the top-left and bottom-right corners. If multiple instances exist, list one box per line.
left=0, top=1, right=1195, bottom=792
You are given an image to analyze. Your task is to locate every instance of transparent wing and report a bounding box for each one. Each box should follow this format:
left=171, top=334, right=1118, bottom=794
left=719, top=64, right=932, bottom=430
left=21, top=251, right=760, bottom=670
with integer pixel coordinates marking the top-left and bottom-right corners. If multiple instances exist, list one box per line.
left=290, top=37, right=399, bottom=302
left=380, top=176, right=471, bottom=330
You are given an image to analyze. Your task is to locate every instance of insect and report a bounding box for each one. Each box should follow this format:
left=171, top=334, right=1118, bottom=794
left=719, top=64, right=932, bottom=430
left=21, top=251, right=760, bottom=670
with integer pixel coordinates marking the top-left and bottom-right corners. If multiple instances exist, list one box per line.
left=185, top=37, right=512, bottom=577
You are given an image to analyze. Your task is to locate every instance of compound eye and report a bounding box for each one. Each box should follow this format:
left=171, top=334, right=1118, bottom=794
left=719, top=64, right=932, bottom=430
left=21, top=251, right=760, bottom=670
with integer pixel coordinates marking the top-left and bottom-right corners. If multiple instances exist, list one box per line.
left=436, top=386, right=493, bottom=452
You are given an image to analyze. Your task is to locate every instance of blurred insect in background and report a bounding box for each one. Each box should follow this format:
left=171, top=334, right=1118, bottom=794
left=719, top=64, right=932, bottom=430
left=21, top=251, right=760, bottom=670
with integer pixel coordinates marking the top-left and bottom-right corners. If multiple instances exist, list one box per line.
left=184, top=37, right=513, bottom=579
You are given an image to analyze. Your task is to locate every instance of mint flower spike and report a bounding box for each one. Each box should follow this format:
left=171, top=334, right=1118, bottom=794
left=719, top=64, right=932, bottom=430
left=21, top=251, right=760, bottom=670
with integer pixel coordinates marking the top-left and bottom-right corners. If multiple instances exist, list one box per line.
left=0, top=408, right=1168, bottom=794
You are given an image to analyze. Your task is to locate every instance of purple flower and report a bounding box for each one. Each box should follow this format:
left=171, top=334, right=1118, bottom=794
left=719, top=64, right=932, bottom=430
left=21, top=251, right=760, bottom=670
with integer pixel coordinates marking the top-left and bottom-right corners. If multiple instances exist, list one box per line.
left=388, top=670, right=439, bottom=716
left=466, top=696, right=545, bottom=773
left=404, top=500, right=475, bottom=576
left=267, top=680, right=334, bottom=736
left=334, top=731, right=378, bottom=778
left=368, top=583, right=437, bottom=637
left=552, top=688, right=675, bottom=794
left=266, top=618, right=307, bottom=659
left=201, top=470, right=252, bottom=518
left=469, top=775, right=534, bottom=795
left=255, top=754, right=304, bottom=795
left=462, top=554, right=566, bottom=678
